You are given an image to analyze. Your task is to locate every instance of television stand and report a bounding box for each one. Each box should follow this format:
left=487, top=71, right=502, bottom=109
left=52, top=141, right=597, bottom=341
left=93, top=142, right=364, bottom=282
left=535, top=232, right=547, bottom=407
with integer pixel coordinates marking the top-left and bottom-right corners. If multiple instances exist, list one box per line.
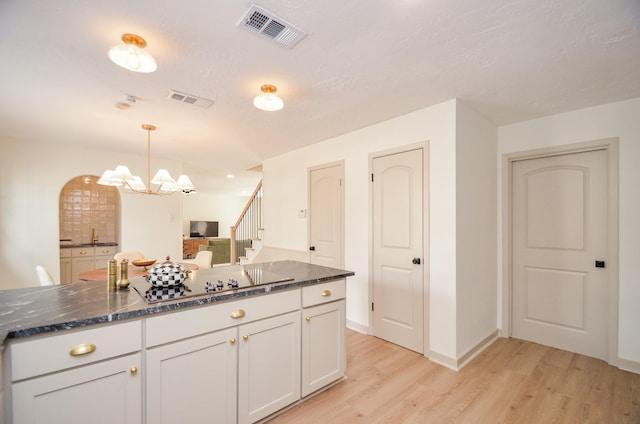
left=182, top=238, right=208, bottom=259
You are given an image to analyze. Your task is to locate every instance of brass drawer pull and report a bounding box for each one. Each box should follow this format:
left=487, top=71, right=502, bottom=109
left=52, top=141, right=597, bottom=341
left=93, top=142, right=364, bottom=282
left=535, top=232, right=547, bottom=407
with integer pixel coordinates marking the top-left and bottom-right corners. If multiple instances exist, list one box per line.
left=79, top=250, right=87, bottom=255
left=230, top=338, right=236, bottom=345
left=321, top=290, right=332, bottom=297
left=231, top=309, right=246, bottom=319
left=69, top=343, right=96, bottom=356
left=130, top=367, right=138, bottom=375
left=305, top=316, right=311, bottom=322
left=243, top=335, right=249, bottom=341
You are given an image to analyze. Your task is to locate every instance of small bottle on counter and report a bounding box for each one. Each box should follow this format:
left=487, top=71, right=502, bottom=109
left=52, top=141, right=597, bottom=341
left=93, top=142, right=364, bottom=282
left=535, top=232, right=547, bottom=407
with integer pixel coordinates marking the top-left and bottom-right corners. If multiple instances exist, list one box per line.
left=107, top=259, right=117, bottom=292
left=117, top=259, right=131, bottom=289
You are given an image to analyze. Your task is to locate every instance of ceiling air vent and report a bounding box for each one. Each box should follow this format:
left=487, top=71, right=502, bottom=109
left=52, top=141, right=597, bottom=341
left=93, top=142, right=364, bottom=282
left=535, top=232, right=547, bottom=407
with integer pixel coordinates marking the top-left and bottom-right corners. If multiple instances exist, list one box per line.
left=167, top=90, right=215, bottom=108
left=238, top=5, right=307, bottom=49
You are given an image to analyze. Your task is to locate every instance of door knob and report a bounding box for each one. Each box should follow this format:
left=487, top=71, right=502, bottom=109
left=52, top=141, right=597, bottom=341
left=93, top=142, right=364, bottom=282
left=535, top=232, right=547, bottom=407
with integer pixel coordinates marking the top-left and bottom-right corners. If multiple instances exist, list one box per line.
left=412, top=258, right=421, bottom=265
left=309, top=246, right=316, bottom=251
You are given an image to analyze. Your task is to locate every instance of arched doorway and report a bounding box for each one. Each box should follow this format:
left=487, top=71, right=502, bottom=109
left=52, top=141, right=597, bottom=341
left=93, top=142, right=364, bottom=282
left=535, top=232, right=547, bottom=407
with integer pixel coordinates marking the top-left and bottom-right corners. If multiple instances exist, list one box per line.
left=58, top=175, right=120, bottom=282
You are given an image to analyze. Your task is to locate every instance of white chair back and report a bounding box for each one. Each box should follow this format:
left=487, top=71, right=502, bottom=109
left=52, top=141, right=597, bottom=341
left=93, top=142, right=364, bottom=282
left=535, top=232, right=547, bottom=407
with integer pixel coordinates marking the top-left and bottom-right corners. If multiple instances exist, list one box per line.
left=36, top=265, right=57, bottom=286
left=183, top=250, right=212, bottom=269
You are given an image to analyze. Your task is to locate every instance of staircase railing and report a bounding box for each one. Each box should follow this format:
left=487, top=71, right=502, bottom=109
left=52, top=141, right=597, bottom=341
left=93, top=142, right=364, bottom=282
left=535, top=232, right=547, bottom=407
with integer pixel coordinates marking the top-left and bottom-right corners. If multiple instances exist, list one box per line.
left=230, top=180, right=262, bottom=264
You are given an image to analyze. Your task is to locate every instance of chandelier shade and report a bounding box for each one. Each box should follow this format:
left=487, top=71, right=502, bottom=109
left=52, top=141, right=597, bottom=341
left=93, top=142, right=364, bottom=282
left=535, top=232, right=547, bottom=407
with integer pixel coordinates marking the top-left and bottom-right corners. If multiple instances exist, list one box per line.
left=108, top=34, right=157, bottom=73
left=98, top=124, right=196, bottom=195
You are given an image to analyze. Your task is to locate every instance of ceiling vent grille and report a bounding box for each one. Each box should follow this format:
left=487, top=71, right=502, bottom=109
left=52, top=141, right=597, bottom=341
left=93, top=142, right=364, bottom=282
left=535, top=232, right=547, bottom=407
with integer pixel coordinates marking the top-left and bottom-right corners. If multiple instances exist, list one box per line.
left=167, top=90, right=215, bottom=108
left=238, top=5, right=307, bottom=49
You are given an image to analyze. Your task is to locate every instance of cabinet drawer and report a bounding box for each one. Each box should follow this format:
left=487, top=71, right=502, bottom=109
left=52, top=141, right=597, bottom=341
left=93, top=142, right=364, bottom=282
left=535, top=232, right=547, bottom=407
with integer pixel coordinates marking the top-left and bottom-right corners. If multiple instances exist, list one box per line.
left=71, top=247, right=93, bottom=257
left=59, top=248, right=72, bottom=258
left=10, top=320, right=141, bottom=381
left=146, top=289, right=301, bottom=347
left=95, top=246, right=117, bottom=257
left=302, top=279, right=346, bottom=308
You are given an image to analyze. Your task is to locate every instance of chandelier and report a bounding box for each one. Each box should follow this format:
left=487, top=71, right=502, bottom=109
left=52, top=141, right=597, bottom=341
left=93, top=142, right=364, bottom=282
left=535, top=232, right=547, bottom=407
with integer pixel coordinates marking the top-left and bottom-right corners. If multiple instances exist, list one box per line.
left=98, top=124, right=196, bottom=195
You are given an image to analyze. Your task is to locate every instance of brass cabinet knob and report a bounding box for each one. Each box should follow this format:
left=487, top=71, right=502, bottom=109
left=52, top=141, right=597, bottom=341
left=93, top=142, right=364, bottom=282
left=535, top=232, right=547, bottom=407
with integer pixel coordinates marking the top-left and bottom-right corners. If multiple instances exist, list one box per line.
left=305, top=316, right=311, bottom=322
left=242, top=335, right=249, bottom=341
left=321, top=290, right=332, bottom=297
left=79, top=250, right=87, bottom=255
left=231, top=309, right=246, bottom=319
left=130, top=367, right=138, bottom=375
left=69, top=343, right=96, bottom=356
left=230, top=338, right=236, bottom=345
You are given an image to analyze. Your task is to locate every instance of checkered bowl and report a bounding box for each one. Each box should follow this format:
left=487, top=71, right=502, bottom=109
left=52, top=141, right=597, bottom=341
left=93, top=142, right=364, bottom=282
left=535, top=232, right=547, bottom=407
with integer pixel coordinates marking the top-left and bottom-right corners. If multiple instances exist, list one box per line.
left=147, top=262, right=187, bottom=287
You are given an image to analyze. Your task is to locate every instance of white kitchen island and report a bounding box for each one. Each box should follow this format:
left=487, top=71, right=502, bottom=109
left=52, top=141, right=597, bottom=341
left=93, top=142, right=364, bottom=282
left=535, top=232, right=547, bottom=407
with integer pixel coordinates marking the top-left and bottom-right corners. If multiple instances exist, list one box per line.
left=0, top=261, right=353, bottom=424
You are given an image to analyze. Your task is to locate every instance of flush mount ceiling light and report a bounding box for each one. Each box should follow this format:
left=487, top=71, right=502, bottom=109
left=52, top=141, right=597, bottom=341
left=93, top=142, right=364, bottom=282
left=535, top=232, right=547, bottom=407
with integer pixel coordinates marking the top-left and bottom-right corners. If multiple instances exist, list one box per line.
left=98, top=124, right=196, bottom=195
left=253, top=84, right=284, bottom=111
left=108, top=33, right=157, bottom=73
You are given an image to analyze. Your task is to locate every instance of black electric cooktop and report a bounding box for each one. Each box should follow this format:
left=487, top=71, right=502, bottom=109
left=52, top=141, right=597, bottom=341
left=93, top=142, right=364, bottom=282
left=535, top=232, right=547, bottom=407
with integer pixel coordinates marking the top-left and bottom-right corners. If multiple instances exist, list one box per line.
left=131, top=265, right=294, bottom=304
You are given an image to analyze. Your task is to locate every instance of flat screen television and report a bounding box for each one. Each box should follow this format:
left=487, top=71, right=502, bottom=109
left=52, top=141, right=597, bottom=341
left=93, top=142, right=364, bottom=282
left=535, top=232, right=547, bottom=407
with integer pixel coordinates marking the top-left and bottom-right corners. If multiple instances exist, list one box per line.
left=189, top=220, right=219, bottom=238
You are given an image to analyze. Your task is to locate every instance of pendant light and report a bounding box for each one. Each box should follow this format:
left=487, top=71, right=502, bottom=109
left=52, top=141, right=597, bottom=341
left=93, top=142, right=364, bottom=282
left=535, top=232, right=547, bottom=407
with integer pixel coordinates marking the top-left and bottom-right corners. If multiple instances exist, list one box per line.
left=253, top=84, right=284, bottom=111
left=108, top=34, right=157, bottom=73
left=98, top=124, right=196, bottom=195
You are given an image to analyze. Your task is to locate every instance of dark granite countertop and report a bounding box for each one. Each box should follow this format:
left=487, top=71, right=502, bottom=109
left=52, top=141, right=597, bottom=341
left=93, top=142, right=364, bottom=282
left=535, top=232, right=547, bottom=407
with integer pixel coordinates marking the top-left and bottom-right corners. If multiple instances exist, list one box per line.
left=0, top=260, right=354, bottom=348
left=60, top=242, right=119, bottom=248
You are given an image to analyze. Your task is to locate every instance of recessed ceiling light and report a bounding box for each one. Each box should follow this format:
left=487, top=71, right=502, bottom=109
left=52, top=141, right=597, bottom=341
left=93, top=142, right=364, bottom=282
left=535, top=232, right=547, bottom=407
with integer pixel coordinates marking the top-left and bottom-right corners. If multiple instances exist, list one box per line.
left=227, top=174, right=235, bottom=179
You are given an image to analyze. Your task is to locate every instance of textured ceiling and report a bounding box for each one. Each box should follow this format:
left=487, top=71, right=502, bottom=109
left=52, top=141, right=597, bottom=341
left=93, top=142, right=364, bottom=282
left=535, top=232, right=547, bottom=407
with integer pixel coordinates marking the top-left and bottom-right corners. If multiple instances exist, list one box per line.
left=1, top=0, right=639, bottom=192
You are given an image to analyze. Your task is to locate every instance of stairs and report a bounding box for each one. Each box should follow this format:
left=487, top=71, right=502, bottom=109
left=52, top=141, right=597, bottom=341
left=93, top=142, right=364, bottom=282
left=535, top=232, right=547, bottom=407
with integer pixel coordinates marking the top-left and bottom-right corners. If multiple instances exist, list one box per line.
left=239, top=228, right=263, bottom=265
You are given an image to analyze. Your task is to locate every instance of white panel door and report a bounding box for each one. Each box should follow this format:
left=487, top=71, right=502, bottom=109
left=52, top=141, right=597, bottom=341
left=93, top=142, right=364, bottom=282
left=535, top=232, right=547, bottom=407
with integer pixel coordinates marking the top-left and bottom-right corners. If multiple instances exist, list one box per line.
left=309, top=163, right=344, bottom=269
left=512, top=149, right=608, bottom=360
left=372, top=149, right=424, bottom=353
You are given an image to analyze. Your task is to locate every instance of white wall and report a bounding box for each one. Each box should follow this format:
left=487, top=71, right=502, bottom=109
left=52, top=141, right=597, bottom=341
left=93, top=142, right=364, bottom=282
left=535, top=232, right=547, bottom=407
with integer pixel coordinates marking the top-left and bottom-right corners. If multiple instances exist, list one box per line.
left=0, top=138, right=183, bottom=289
left=455, top=102, right=498, bottom=357
left=263, top=99, right=461, bottom=358
left=497, top=97, right=640, bottom=365
left=182, top=192, right=249, bottom=238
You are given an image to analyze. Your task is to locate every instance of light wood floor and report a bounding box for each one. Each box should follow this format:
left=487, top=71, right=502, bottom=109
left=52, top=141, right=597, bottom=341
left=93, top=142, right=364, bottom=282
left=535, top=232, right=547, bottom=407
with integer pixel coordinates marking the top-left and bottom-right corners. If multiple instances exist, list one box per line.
left=271, top=330, right=640, bottom=423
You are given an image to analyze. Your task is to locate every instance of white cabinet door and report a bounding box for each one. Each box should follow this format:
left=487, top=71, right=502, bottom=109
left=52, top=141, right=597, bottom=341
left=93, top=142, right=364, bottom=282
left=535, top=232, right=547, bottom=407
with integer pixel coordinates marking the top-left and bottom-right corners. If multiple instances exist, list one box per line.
left=238, top=311, right=301, bottom=424
left=71, top=256, right=95, bottom=283
left=59, top=258, right=71, bottom=284
left=12, top=353, right=141, bottom=424
left=146, top=328, right=237, bottom=424
left=301, top=299, right=346, bottom=397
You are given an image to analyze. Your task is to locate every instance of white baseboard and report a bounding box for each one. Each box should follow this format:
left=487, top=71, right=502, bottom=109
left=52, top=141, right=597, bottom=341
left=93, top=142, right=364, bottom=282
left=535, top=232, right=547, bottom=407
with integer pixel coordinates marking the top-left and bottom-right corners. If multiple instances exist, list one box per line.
left=427, top=350, right=458, bottom=370
left=618, top=357, right=640, bottom=375
left=346, top=320, right=369, bottom=335
left=427, top=329, right=499, bottom=371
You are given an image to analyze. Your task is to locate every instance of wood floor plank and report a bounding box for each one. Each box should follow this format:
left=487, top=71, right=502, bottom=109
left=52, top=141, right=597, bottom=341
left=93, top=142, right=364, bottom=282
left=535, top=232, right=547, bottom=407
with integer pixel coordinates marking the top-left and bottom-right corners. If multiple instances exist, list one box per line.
left=269, top=330, right=640, bottom=423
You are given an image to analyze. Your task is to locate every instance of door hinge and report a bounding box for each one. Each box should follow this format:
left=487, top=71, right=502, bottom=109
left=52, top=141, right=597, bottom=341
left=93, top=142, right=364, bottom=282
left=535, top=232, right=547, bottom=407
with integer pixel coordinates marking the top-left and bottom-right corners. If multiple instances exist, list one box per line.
left=371, top=173, right=374, bottom=182
left=371, top=302, right=374, bottom=311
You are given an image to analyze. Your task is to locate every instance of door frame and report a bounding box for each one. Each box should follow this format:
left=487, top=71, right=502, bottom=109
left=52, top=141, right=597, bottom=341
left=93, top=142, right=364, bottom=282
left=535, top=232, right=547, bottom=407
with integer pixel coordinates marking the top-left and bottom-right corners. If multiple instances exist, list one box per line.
left=368, top=142, right=429, bottom=355
left=501, top=138, right=619, bottom=365
left=307, top=160, right=345, bottom=269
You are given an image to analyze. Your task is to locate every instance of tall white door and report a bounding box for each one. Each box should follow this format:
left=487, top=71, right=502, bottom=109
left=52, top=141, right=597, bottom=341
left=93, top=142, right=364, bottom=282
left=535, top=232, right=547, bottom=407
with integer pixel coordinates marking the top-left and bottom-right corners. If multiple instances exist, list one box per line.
left=512, top=149, right=609, bottom=360
left=372, top=149, right=424, bottom=353
left=309, top=163, right=344, bottom=269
